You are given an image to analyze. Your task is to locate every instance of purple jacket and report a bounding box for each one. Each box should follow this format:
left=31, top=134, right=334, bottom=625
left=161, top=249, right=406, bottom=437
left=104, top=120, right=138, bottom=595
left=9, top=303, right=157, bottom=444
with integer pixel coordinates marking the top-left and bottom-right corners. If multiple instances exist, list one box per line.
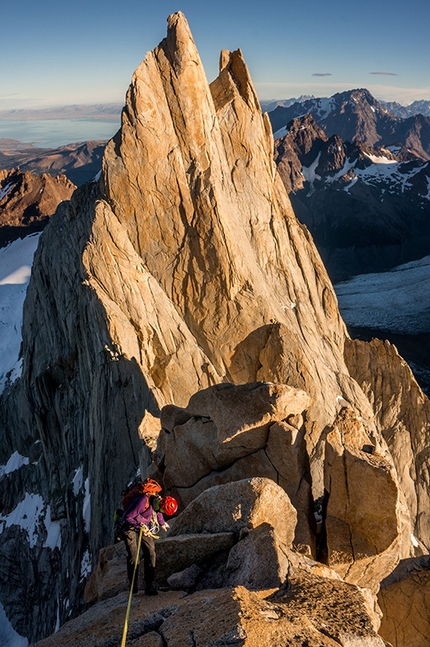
left=123, top=495, right=166, bottom=530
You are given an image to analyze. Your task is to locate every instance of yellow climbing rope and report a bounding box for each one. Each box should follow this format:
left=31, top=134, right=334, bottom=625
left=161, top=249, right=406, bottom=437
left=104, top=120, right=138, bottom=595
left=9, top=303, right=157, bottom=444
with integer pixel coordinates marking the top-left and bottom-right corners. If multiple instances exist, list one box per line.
left=120, top=525, right=143, bottom=647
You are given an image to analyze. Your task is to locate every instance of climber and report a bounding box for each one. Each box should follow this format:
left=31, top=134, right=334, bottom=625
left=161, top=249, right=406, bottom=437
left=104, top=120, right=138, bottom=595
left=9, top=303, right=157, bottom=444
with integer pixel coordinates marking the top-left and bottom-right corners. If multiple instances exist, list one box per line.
left=120, top=493, right=178, bottom=595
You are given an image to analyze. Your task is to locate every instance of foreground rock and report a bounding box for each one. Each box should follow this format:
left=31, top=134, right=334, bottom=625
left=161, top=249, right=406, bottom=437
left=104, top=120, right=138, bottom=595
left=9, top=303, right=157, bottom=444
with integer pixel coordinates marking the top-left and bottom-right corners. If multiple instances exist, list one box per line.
left=34, top=581, right=385, bottom=647
left=87, top=478, right=297, bottom=599
left=82, top=476, right=386, bottom=645
left=323, top=408, right=410, bottom=592
left=345, top=338, right=430, bottom=554
left=378, top=556, right=430, bottom=647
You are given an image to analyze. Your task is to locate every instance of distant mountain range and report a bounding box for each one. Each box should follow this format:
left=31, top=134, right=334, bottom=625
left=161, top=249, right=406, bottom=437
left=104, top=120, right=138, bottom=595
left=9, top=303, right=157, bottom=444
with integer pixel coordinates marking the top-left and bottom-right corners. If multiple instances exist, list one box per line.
left=268, top=89, right=430, bottom=160
left=378, top=99, right=430, bottom=119
left=272, top=95, right=430, bottom=282
left=0, top=139, right=105, bottom=186
left=262, top=94, right=430, bottom=120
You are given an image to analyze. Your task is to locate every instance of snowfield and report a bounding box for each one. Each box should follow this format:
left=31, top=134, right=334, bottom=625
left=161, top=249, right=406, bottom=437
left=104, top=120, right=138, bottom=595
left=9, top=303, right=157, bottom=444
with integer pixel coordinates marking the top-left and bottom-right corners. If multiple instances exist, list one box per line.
left=0, top=233, right=41, bottom=394
left=335, top=255, right=430, bottom=335
left=0, top=602, right=28, bottom=647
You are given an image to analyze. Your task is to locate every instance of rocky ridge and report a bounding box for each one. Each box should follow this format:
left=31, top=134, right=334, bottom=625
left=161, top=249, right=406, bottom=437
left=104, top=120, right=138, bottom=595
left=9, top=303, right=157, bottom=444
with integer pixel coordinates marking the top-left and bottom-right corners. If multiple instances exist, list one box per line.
left=0, top=12, right=429, bottom=646
left=268, top=88, right=430, bottom=160
left=0, top=168, right=75, bottom=246
left=274, top=114, right=430, bottom=281
left=0, top=140, right=106, bottom=187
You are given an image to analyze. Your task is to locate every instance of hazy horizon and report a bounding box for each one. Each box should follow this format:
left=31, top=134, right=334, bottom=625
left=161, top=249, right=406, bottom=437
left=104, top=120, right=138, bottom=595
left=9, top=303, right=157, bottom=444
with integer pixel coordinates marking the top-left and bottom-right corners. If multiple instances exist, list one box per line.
left=2, top=1, right=430, bottom=112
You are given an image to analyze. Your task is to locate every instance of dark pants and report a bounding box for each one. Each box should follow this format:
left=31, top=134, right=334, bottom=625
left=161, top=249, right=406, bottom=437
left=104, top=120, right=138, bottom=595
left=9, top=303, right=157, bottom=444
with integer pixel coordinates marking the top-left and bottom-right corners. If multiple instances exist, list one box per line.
left=122, top=526, right=156, bottom=593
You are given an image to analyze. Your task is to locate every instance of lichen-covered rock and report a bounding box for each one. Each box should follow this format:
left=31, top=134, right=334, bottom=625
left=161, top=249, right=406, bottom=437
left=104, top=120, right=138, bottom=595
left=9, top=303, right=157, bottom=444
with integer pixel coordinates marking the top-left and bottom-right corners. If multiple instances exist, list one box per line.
left=184, top=381, right=311, bottom=444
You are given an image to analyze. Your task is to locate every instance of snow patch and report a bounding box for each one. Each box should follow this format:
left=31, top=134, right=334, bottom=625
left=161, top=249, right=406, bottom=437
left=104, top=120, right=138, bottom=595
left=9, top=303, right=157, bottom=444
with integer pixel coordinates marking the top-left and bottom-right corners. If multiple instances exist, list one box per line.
left=0, top=602, right=28, bottom=647
left=365, top=153, right=396, bottom=165
left=302, top=152, right=322, bottom=194
left=411, top=534, right=419, bottom=548
left=0, top=493, right=61, bottom=550
left=344, top=176, right=359, bottom=191
left=0, top=452, right=29, bottom=478
left=0, top=233, right=41, bottom=394
left=0, top=181, right=14, bottom=201
left=316, top=97, right=336, bottom=119
left=72, top=467, right=84, bottom=496
left=83, top=478, right=91, bottom=533
left=80, top=549, right=92, bottom=581
left=273, top=125, right=289, bottom=139
left=335, top=255, right=430, bottom=334
left=327, top=153, right=429, bottom=198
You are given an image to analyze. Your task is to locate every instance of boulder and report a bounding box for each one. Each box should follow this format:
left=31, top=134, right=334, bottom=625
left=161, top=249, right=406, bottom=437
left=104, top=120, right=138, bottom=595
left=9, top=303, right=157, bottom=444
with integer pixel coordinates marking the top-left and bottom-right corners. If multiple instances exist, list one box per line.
left=168, top=477, right=297, bottom=548
left=155, top=383, right=314, bottom=552
left=323, top=408, right=408, bottom=591
left=155, top=533, right=235, bottom=586
left=184, top=381, right=311, bottom=444
left=173, top=446, right=279, bottom=508
left=166, top=564, right=202, bottom=591
left=378, top=556, right=430, bottom=647
left=222, top=523, right=290, bottom=589
left=84, top=543, right=129, bottom=605
left=266, top=421, right=315, bottom=554
left=345, top=337, right=430, bottom=553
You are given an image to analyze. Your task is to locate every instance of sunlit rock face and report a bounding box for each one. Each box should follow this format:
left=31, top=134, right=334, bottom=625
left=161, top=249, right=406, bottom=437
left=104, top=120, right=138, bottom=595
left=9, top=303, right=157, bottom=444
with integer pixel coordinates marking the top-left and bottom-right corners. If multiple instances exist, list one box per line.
left=0, top=11, right=429, bottom=643
left=101, top=11, right=375, bottom=476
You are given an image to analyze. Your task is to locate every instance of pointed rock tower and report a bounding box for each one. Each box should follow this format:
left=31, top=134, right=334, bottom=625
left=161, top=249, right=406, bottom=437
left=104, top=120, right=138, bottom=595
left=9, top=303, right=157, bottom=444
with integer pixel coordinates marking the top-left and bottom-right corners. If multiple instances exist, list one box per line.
left=101, top=12, right=373, bottom=461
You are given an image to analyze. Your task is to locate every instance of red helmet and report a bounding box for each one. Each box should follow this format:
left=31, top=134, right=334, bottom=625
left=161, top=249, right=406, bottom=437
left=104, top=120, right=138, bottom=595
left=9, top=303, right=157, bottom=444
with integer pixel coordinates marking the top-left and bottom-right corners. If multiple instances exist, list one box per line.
left=160, top=496, right=178, bottom=516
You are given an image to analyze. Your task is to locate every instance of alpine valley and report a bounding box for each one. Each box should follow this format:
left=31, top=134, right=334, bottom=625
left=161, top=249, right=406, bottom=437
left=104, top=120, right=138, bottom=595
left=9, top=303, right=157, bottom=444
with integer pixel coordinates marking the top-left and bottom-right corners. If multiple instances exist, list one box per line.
left=1, top=13, right=430, bottom=647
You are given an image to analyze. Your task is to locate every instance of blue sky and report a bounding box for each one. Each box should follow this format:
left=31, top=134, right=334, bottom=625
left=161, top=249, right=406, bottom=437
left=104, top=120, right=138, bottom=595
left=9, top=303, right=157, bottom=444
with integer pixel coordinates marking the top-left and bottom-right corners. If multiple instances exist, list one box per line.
left=1, top=0, right=429, bottom=110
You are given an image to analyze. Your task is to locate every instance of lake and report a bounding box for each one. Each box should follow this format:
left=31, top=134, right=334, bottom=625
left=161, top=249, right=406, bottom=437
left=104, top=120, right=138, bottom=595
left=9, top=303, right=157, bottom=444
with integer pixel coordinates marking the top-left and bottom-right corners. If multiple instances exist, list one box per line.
left=0, top=118, right=121, bottom=149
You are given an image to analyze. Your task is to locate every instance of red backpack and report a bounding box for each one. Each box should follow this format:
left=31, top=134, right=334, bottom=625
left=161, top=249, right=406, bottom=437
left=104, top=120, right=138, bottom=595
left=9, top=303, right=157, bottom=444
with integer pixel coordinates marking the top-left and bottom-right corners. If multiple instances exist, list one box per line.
left=121, top=478, right=162, bottom=511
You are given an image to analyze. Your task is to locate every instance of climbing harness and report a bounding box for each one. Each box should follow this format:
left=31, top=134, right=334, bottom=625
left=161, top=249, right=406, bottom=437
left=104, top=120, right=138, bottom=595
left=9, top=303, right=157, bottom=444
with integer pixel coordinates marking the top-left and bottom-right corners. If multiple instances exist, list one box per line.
left=120, top=525, right=143, bottom=647
left=144, top=511, right=160, bottom=539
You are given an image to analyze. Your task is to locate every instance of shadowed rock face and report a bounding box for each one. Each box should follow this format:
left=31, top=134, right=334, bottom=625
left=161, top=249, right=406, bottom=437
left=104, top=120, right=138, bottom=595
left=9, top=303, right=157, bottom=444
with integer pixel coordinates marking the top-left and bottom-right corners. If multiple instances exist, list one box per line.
left=0, top=11, right=429, bottom=643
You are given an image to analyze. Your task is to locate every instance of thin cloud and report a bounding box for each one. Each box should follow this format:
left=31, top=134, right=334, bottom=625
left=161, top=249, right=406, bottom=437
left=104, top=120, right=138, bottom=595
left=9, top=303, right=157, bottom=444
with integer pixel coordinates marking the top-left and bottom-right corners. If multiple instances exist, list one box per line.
left=312, top=73, right=332, bottom=77
left=370, top=72, right=398, bottom=76
left=0, top=93, right=20, bottom=98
